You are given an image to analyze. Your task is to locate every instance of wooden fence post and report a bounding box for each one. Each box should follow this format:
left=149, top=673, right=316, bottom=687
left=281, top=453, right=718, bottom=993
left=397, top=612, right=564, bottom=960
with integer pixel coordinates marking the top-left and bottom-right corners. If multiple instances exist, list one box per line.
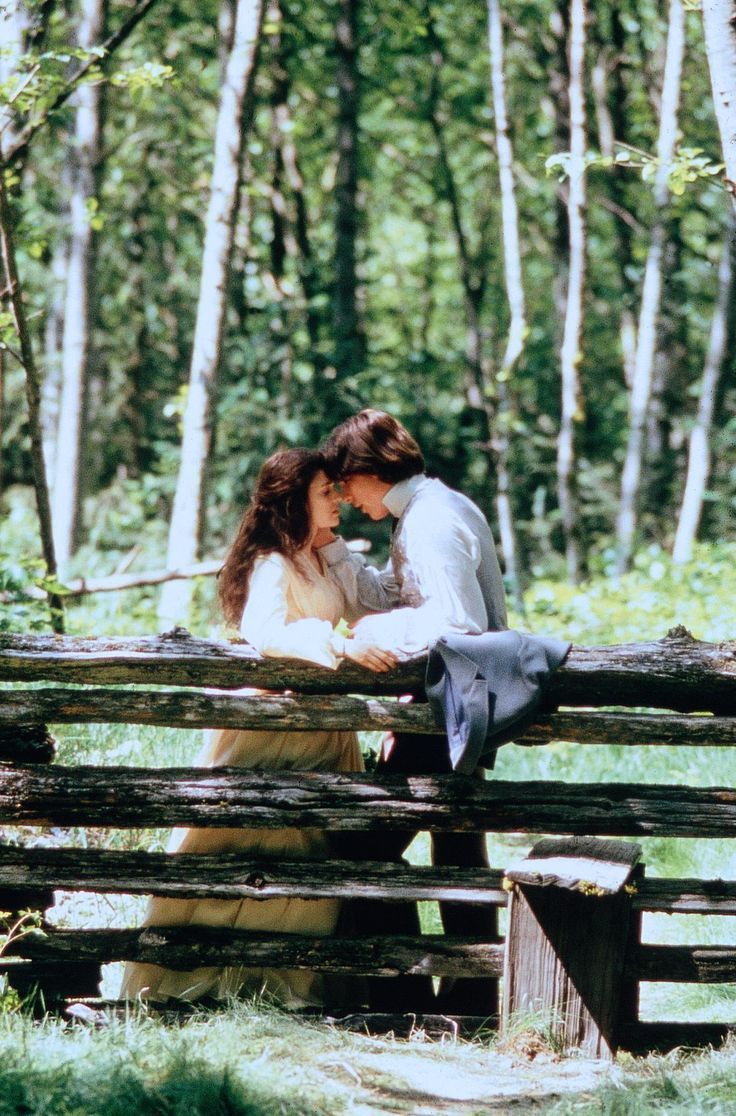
left=0, top=725, right=102, bottom=1010
left=502, top=836, right=642, bottom=1058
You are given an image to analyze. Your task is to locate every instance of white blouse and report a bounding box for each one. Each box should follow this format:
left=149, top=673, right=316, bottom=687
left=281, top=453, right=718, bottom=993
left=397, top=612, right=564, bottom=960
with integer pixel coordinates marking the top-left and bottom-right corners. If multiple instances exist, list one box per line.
left=240, top=551, right=346, bottom=669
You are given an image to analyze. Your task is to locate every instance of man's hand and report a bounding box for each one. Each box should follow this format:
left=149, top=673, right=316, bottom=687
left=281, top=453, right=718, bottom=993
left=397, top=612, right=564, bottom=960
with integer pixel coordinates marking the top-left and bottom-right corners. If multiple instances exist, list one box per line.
left=344, top=638, right=398, bottom=673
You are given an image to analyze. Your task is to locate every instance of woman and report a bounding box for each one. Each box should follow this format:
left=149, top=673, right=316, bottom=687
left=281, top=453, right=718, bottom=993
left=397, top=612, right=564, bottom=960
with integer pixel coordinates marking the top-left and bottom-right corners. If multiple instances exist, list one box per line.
left=121, top=448, right=395, bottom=1007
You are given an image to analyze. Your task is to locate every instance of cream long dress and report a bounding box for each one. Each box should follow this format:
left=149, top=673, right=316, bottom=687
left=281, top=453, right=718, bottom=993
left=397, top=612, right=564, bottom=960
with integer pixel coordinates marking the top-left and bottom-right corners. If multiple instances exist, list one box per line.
left=120, top=550, right=363, bottom=1007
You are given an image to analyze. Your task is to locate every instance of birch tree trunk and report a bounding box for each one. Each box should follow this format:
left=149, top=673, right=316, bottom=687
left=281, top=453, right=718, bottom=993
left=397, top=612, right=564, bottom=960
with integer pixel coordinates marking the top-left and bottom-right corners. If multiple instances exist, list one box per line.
left=556, top=0, right=587, bottom=584
left=486, top=0, right=526, bottom=612
left=51, top=0, right=107, bottom=575
left=672, top=211, right=735, bottom=562
left=333, top=0, right=365, bottom=385
left=614, top=0, right=685, bottom=575
left=0, top=1, right=32, bottom=162
left=158, top=0, right=264, bottom=626
left=702, top=0, right=736, bottom=215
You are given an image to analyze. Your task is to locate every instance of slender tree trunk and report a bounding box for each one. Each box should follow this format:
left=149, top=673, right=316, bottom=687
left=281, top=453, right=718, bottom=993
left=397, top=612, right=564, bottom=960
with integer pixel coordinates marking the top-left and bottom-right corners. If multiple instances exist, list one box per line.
left=486, top=0, right=526, bottom=612
left=271, top=0, right=320, bottom=365
left=0, top=163, right=64, bottom=631
left=615, top=0, right=685, bottom=575
left=673, top=211, right=735, bottom=562
left=591, top=8, right=638, bottom=390
left=556, top=0, right=587, bottom=585
left=158, top=0, right=265, bottom=626
left=333, top=0, right=364, bottom=384
left=702, top=0, right=736, bottom=217
left=0, top=1, right=32, bottom=163
left=51, top=0, right=107, bottom=574
left=41, top=233, right=68, bottom=489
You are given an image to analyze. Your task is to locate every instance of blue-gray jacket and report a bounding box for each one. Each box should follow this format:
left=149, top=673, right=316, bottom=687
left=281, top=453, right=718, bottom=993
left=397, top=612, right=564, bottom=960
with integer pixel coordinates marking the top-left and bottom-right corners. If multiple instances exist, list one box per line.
left=425, top=630, right=571, bottom=774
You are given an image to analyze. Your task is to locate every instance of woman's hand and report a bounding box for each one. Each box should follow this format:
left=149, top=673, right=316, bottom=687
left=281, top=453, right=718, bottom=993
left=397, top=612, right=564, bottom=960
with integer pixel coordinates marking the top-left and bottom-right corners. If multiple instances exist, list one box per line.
left=344, top=638, right=398, bottom=673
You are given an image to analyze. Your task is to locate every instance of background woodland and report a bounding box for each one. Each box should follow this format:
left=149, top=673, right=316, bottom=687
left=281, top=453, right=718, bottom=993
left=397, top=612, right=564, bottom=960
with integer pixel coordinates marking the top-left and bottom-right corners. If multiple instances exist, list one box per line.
left=1, top=0, right=734, bottom=630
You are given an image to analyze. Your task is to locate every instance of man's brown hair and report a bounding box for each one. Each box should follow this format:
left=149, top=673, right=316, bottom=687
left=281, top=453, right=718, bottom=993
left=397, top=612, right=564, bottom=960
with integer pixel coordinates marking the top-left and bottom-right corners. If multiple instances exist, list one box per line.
left=322, top=409, right=425, bottom=484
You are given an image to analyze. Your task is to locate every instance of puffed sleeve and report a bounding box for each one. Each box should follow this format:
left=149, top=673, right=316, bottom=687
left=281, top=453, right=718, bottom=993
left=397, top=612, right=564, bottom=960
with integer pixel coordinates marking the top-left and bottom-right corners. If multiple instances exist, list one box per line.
left=240, top=554, right=343, bottom=669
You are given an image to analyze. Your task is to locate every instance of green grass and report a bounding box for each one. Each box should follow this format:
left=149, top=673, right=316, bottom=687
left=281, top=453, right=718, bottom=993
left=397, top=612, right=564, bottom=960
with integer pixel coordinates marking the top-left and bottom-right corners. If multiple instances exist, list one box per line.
left=3, top=495, right=736, bottom=1109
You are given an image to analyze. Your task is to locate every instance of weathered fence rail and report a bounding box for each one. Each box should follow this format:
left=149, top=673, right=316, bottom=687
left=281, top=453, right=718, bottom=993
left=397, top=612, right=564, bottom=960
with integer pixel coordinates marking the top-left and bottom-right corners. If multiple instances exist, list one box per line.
left=1, top=626, right=736, bottom=1056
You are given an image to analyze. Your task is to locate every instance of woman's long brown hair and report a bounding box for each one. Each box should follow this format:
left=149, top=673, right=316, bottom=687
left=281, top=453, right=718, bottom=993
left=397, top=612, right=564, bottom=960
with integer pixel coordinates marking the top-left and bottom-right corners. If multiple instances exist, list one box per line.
left=218, top=448, right=326, bottom=627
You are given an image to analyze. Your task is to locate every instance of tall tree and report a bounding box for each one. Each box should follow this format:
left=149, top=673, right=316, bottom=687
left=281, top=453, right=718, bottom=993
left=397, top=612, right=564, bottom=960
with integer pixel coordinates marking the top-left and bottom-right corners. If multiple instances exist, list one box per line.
left=486, top=0, right=526, bottom=611
left=556, top=0, right=587, bottom=584
left=702, top=0, right=736, bottom=218
left=51, top=0, right=107, bottom=574
left=615, top=0, right=685, bottom=574
left=672, top=210, right=735, bottom=562
left=332, top=0, right=364, bottom=386
left=0, top=161, right=64, bottom=630
left=158, top=0, right=265, bottom=625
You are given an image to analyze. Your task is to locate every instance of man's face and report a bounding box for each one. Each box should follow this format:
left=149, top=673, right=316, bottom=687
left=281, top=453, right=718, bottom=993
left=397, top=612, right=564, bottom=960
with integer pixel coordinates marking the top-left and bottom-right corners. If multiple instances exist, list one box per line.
left=340, top=474, right=392, bottom=520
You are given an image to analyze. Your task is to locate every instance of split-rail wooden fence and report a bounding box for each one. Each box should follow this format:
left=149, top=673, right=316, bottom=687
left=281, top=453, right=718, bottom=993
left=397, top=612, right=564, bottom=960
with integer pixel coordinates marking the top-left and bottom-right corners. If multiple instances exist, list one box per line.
left=1, top=625, right=736, bottom=1056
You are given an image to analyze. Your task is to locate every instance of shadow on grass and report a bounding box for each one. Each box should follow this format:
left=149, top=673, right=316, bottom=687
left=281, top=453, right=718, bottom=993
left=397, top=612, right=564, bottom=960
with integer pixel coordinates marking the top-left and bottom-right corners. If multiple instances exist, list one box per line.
left=0, top=1050, right=331, bottom=1116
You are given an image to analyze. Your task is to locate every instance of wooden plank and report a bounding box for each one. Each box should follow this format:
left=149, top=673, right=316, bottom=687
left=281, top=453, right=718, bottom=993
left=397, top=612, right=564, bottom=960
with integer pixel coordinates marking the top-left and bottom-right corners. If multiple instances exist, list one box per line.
left=631, top=944, right=736, bottom=983
left=1, top=627, right=736, bottom=711
left=0, top=846, right=508, bottom=905
left=5, top=767, right=736, bottom=836
left=0, top=928, right=505, bottom=977
left=0, top=687, right=437, bottom=734
left=633, top=877, right=736, bottom=914
left=4, top=691, right=736, bottom=746
left=503, top=837, right=637, bottom=1058
left=504, top=837, right=641, bottom=895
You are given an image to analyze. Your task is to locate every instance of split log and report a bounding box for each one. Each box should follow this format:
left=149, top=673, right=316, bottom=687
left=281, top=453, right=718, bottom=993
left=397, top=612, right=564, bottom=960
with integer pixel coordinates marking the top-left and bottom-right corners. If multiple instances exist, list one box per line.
left=3, top=690, right=736, bottom=746
left=633, top=877, right=736, bottom=915
left=1, top=627, right=735, bottom=711
left=0, top=846, right=507, bottom=905
left=4, top=768, right=736, bottom=836
left=0, top=927, right=505, bottom=977
left=631, top=944, right=736, bottom=983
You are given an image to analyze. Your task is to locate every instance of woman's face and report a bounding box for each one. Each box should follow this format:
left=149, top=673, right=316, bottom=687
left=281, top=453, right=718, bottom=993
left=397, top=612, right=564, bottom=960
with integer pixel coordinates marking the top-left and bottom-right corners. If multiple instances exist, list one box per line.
left=307, top=470, right=342, bottom=533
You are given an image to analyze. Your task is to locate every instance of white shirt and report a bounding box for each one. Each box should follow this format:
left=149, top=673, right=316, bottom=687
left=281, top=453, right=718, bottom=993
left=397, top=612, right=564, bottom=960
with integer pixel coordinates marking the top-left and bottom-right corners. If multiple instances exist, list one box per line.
left=321, top=475, right=507, bottom=658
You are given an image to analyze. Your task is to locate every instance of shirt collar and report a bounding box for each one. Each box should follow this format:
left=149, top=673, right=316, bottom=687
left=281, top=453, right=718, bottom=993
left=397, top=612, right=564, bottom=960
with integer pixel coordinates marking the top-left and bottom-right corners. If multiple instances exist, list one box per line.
left=383, top=473, right=428, bottom=518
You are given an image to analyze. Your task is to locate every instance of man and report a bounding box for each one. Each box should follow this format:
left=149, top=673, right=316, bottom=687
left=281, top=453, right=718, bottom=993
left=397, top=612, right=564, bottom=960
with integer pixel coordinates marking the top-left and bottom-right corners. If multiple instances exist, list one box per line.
left=319, top=409, right=508, bottom=1015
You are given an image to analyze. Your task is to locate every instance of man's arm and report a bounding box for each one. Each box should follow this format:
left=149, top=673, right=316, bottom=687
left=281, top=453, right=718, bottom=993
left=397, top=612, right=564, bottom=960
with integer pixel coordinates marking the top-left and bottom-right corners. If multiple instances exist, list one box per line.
left=320, top=537, right=402, bottom=619
left=348, top=508, right=492, bottom=657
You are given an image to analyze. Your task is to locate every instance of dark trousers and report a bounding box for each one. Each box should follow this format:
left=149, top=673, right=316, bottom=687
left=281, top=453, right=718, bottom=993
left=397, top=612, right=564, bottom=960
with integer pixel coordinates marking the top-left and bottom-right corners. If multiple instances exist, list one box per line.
left=334, top=732, right=498, bottom=1016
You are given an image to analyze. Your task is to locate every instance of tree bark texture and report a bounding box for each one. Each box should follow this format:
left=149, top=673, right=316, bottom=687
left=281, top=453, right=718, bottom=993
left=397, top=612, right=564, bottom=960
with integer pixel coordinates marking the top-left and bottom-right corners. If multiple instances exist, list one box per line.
left=0, top=164, right=64, bottom=631
left=1, top=846, right=731, bottom=915
left=1, top=627, right=734, bottom=711
left=702, top=0, right=736, bottom=214
left=158, top=0, right=264, bottom=626
left=556, top=0, right=587, bottom=585
left=51, top=0, right=107, bottom=574
left=3, top=689, right=736, bottom=746
left=0, top=846, right=507, bottom=905
left=615, top=0, right=685, bottom=574
left=332, top=0, right=364, bottom=385
left=5, top=767, right=736, bottom=836
left=673, top=209, right=735, bottom=562
left=1, top=927, right=504, bottom=978
left=486, top=0, right=526, bottom=612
